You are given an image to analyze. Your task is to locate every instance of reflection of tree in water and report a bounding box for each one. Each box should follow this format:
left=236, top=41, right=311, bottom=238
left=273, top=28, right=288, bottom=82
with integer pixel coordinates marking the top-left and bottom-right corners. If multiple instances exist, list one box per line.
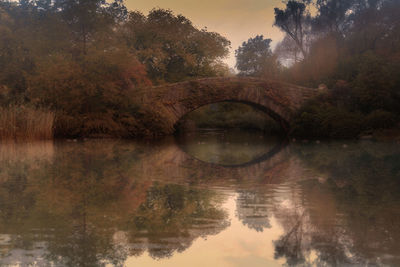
left=271, top=142, right=400, bottom=266
left=235, top=190, right=271, bottom=232
left=0, top=141, right=229, bottom=266
left=127, top=183, right=229, bottom=259
left=273, top=210, right=308, bottom=266
left=273, top=202, right=352, bottom=266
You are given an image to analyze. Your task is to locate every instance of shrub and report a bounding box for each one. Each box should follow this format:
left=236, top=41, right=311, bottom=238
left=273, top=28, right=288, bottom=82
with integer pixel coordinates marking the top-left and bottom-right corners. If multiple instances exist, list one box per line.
left=323, top=109, right=363, bottom=138
left=291, top=100, right=363, bottom=139
left=363, top=110, right=397, bottom=130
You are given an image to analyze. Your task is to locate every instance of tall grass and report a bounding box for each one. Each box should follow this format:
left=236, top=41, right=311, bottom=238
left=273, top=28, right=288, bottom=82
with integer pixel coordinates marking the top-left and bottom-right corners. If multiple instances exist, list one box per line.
left=0, top=106, right=54, bottom=141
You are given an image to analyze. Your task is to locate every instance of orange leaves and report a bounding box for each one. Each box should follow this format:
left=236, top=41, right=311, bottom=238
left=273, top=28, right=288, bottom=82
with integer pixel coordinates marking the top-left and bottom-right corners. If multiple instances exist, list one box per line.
left=26, top=50, right=152, bottom=137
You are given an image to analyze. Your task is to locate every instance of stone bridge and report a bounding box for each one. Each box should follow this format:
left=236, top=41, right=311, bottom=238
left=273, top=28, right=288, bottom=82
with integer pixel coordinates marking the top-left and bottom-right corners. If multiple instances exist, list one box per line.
left=140, top=77, right=320, bottom=134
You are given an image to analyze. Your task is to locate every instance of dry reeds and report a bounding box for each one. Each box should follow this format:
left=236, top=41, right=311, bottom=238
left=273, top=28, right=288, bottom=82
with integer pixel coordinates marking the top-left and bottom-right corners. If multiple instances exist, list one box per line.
left=0, top=106, right=54, bottom=141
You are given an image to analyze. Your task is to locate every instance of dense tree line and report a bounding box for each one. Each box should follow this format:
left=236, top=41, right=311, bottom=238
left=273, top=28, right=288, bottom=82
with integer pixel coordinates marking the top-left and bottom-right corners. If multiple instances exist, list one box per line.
left=0, top=0, right=230, bottom=137
left=237, top=0, right=400, bottom=138
left=1, top=0, right=399, bottom=139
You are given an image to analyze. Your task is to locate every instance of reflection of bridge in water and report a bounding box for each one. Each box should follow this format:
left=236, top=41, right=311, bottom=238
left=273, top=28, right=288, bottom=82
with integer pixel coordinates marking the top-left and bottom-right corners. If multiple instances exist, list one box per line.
left=136, top=137, right=311, bottom=187
left=178, top=138, right=287, bottom=168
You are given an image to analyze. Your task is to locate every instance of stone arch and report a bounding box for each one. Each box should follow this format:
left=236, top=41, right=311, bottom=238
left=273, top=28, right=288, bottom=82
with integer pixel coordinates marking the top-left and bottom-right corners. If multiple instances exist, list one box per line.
left=141, top=77, right=318, bottom=134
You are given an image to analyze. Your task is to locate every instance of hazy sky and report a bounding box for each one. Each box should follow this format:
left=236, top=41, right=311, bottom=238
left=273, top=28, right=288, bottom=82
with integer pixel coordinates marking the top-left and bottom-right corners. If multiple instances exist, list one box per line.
left=125, top=0, right=286, bottom=68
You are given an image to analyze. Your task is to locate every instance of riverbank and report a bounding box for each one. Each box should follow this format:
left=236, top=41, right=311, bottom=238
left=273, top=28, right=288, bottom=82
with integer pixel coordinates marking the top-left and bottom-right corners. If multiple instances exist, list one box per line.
left=1, top=104, right=399, bottom=142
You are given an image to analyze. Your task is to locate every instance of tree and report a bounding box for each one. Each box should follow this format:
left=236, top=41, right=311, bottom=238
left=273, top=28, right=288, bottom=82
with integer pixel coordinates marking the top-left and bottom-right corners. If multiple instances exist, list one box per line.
left=274, top=35, right=302, bottom=65
left=235, top=35, right=280, bottom=77
left=121, top=9, right=231, bottom=83
left=274, top=1, right=311, bottom=59
left=312, top=0, right=356, bottom=36
left=53, top=0, right=127, bottom=56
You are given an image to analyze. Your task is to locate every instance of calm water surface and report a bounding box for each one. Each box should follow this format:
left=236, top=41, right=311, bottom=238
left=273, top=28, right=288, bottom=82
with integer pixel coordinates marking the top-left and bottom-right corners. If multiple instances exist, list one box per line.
left=0, top=130, right=399, bottom=266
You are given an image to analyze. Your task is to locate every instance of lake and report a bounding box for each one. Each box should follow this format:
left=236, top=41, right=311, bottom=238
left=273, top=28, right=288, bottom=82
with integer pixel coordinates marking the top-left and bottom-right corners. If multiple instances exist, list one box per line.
left=0, top=130, right=399, bottom=266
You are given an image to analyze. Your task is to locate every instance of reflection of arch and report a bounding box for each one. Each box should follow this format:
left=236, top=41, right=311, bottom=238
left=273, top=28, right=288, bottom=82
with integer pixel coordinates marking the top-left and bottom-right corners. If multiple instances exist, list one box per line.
left=177, top=136, right=288, bottom=168
left=140, top=77, right=319, bottom=134
left=137, top=138, right=299, bottom=187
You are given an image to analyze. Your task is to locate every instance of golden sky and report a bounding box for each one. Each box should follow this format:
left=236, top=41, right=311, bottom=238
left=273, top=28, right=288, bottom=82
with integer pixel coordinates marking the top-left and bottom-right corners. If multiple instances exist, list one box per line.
left=125, top=0, right=286, bottom=68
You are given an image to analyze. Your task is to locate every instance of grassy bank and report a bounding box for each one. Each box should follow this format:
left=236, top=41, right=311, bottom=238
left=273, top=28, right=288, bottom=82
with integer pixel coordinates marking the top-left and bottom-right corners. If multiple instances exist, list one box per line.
left=0, top=106, right=54, bottom=141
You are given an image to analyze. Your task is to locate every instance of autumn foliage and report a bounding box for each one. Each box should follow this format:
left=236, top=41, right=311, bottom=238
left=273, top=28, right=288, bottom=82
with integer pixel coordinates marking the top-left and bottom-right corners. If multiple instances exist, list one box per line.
left=0, top=1, right=230, bottom=139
